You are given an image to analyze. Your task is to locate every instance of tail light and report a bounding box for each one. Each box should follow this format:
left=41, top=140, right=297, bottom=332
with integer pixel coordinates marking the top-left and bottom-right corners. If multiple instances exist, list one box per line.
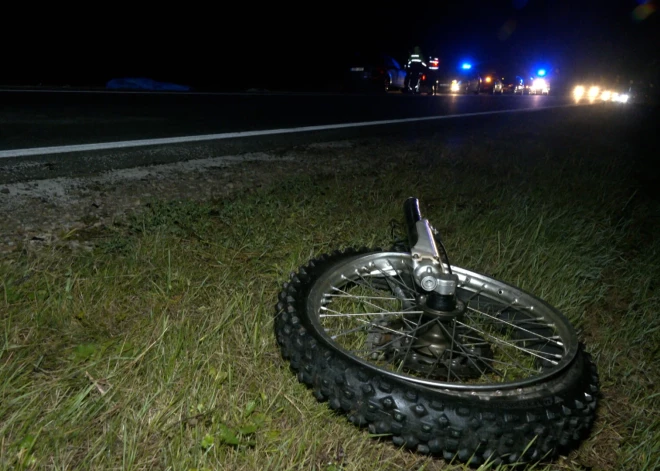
left=422, top=74, right=426, bottom=81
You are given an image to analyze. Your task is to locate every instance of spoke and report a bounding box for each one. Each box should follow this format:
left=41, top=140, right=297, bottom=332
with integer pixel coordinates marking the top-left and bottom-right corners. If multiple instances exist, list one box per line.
left=436, top=320, right=499, bottom=378
left=329, top=323, right=373, bottom=339
left=320, top=306, right=423, bottom=317
left=346, top=315, right=441, bottom=356
left=478, top=315, right=555, bottom=327
left=352, top=272, right=388, bottom=300
left=395, top=310, right=426, bottom=373
left=460, top=334, right=562, bottom=345
left=373, top=260, right=417, bottom=299
left=455, top=320, right=561, bottom=365
left=467, top=307, right=564, bottom=347
left=461, top=289, right=483, bottom=305
left=443, top=351, right=541, bottom=375
left=354, top=317, right=417, bottom=338
left=390, top=259, right=418, bottom=298
left=312, top=254, right=575, bottom=388
left=445, top=318, right=457, bottom=381
left=328, top=285, right=395, bottom=314
left=325, top=293, right=412, bottom=301
left=393, top=259, right=424, bottom=374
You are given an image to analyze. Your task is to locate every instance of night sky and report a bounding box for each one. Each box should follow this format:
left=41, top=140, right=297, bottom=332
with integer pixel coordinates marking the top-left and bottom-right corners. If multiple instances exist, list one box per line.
left=2, top=0, right=657, bottom=90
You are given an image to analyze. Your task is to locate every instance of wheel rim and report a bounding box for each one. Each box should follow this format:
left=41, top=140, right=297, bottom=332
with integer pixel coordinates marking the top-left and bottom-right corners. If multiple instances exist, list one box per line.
left=307, top=252, right=579, bottom=392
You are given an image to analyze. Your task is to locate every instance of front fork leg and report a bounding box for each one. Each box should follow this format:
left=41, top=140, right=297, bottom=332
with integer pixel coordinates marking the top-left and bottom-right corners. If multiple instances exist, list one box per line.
left=403, top=197, right=465, bottom=320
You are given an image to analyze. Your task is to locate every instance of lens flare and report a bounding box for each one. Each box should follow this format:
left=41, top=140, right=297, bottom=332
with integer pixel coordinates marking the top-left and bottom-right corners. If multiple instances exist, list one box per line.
left=632, top=3, right=657, bottom=21
left=497, top=19, right=517, bottom=41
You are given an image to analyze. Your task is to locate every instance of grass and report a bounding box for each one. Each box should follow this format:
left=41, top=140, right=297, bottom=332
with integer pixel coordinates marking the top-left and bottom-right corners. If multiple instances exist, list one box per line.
left=1, top=107, right=659, bottom=470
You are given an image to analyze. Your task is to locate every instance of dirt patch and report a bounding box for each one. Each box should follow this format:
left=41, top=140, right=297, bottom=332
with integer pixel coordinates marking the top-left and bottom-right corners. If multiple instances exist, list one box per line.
left=0, top=141, right=374, bottom=255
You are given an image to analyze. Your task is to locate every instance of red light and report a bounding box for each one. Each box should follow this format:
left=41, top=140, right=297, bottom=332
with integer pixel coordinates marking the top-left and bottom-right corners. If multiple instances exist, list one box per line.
left=422, top=75, right=426, bottom=80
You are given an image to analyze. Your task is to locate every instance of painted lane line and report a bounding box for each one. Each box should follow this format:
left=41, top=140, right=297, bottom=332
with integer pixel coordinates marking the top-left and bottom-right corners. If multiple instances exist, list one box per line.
left=0, top=104, right=577, bottom=159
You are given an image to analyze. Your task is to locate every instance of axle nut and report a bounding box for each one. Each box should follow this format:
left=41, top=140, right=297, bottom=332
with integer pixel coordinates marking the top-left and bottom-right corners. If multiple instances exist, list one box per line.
left=421, top=276, right=437, bottom=291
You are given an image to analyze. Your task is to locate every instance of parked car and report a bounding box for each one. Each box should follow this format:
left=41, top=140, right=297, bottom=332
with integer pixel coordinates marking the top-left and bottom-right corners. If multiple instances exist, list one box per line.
left=516, top=78, right=534, bottom=94
left=529, top=77, right=550, bottom=95
left=434, top=71, right=482, bottom=94
left=494, top=75, right=524, bottom=94
left=513, top=76, right=527, bottom=94
left=480, top=73, right=497, bottom=93
left=344, top=53, right=407, bottom=92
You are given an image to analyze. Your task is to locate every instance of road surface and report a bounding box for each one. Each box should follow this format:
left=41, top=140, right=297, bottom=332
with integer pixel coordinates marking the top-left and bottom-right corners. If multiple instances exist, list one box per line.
left=0, top=90, right=575, bottom=151
left=0, top=89, right=581, bottom=183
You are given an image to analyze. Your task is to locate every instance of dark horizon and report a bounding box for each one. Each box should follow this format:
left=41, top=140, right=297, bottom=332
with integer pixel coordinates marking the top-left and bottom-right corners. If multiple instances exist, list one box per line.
left=2, top=0, right=658, bottom=90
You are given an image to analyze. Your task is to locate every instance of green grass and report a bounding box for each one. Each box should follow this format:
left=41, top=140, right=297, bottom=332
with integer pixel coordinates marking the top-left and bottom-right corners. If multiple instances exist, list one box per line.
left=1, top=109, right=659, bottom=470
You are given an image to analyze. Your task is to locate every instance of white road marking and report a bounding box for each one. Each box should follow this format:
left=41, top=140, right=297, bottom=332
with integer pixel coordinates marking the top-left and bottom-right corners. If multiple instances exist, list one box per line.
left=0, top=104, right=577, bottom=159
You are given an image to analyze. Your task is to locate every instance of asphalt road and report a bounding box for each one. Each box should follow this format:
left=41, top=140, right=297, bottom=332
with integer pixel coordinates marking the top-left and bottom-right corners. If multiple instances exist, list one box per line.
left=0, top=90, right=574, bottom=152
left=0, top=89, right=590, bottom=184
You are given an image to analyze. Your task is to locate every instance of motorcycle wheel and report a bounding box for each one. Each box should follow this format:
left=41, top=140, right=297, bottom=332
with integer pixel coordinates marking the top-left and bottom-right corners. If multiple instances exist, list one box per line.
left=274, top=247, right=599, bottom=466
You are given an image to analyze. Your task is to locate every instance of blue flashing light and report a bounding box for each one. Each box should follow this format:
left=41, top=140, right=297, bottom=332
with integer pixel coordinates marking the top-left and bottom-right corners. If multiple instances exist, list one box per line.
left=461, top=63, right=472, bottom=69
left=537, top=68, right=547, bottom=76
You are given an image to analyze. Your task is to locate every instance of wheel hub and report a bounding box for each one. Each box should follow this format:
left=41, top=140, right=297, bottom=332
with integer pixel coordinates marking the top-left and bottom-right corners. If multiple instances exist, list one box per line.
left=421, top=294, right=466, bottom=321
left=367, top=317, right=493, bottom=380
